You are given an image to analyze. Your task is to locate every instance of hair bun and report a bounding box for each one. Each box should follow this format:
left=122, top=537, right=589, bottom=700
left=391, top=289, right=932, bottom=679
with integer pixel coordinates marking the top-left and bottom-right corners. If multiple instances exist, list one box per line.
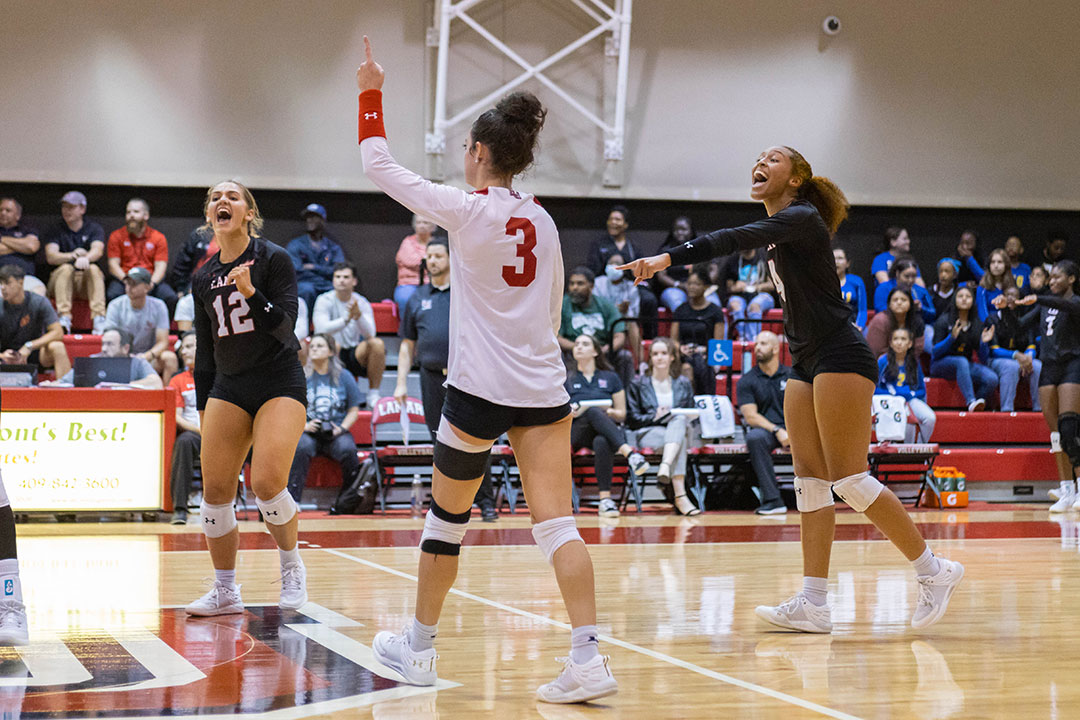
left=495, top=91, right=546, bottom=134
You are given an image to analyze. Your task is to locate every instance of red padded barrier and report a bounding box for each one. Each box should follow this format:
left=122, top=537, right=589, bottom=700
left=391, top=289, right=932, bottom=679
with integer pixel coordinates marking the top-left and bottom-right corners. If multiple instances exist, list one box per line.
left=939, top=447, right=1058, bottom=482
left=932, top=411, right=1049, bottom=444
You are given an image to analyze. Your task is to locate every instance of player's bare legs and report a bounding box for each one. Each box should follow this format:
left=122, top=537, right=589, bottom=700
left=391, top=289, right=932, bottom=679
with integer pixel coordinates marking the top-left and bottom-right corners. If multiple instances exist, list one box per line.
left=782, top=379, right=834, bottom=579
left=251, top=398, right=307, bottom=551
left=199, top=399, right=252, bottom=571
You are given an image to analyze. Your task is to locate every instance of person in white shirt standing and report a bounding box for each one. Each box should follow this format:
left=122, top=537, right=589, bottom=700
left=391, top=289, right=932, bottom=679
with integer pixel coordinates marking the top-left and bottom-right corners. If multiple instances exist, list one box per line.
left=312, top=262, right=385, bottom=408
left=357, top=37, right=616, bottom=704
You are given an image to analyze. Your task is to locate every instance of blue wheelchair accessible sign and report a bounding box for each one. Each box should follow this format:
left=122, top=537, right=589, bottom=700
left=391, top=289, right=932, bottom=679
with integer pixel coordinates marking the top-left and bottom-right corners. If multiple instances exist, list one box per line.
left=707, top=339, right=733, bottom=367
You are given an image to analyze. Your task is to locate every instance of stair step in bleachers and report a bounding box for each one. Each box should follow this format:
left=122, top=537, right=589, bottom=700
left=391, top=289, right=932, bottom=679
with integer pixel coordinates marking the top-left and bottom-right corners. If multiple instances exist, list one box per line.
left=924, top=377, right=1034, bottom=410
left=938, top=447, right=1057, bottom=482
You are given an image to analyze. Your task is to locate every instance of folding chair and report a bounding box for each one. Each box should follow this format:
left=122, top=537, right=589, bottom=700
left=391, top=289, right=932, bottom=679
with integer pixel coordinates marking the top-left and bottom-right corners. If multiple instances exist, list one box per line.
left=369, top=396, right=432, bottom=513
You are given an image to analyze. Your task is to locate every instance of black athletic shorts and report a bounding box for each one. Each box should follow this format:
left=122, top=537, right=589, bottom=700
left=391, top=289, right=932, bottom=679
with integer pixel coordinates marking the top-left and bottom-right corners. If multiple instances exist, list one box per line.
left=1040, top=355, right=1080, bottom=387
left=339, top=346, right=369, bottom=378
left=208, top=359, right=307, bottom=417
left=441, top=385, right=571, bottom=441
left=790, top=322, right=879, bottom=385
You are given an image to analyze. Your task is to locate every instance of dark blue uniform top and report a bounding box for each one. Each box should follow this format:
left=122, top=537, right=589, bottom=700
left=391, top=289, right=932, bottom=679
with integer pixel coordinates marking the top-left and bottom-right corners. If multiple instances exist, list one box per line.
left=1020, top=294, right=1080, bottom=363
left=399, top=283, right=452, bottom=371
left=565, top=369, right=623, bottom=403
left=736, top=364, right=792, bottom=427
left=44, top=220, right=105, bottom=255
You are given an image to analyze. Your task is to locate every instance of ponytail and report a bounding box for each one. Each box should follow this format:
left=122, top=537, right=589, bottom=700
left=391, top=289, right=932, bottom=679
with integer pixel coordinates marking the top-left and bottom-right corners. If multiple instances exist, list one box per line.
left=783, top=146, right=850, bottom=235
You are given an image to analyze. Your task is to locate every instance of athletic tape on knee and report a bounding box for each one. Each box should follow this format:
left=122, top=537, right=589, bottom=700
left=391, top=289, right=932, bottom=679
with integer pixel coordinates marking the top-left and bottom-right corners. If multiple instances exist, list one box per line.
left=420, top=500, right=470, bottom=556
left=200, top=500, right=238, bottom=538
left=531, top=516, right=584, bottom=565
left=793, top=476, right=833, bottom=513
left=255, top=488, right=297, bottom=526
left=433, top=441, right=491, bottom=481
left=1059, top=413, right=1080, bottom=466
left=832, top=472, right=884, bottom=513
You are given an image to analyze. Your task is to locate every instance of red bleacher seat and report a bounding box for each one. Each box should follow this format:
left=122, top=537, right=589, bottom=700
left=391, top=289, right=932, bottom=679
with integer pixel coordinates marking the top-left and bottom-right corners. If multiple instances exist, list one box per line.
left=924, top=377, right=1033, bottom=410
left=933, top=411, right=1049, bottom=444
left=71, top=299, right=92, bottom=333
left=939, top=447, right=1058, bottom=482
left=372, top=301, right=398, bottom=334
left=715, top=374, right=743, bottom=406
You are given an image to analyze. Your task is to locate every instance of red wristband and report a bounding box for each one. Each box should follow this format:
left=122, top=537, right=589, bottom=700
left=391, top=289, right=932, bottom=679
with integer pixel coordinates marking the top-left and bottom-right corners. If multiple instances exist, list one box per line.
left=358, top=90, right=386, bottom=142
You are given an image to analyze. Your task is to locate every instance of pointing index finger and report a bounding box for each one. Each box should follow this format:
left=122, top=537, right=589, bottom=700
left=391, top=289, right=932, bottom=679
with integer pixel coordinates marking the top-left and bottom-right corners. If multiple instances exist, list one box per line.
left=363, top=35, right=373, bottom=62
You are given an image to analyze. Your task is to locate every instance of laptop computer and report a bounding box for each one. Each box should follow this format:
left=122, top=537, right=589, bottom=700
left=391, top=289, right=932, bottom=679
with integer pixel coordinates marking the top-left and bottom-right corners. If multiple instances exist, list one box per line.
left=73, top=357, right=132, bottom=387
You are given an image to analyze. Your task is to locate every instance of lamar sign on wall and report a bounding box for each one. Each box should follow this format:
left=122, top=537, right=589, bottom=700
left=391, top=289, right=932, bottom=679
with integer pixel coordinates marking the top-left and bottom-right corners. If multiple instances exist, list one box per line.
left=0, top=412, right=163, bottom=511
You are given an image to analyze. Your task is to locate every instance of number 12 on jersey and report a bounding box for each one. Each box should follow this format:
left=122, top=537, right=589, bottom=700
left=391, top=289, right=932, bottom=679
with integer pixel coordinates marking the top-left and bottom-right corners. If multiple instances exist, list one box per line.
left=212, top=291, right=255, bottom=337
left=502, top=217, right=537, bottom=287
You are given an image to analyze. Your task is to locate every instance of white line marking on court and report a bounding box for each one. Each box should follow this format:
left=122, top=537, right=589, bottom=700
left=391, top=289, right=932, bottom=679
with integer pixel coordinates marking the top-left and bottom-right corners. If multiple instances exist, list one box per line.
left=320, top=547, right=864, bottom=720
left=82, top=626, right=205, bottom=692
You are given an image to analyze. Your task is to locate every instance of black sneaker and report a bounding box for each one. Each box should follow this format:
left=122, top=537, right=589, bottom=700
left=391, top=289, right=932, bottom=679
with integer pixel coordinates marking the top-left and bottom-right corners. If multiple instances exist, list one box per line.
left=170, top=509, right=189, bottom=525
left=480, top=504, right=498, bottom=522
left=755, top=499, right=788, bottom=515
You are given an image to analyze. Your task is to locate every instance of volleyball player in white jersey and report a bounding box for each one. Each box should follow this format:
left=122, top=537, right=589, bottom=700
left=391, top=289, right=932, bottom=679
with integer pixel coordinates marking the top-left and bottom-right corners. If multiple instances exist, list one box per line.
left=356, top=38, right=615, bottom=704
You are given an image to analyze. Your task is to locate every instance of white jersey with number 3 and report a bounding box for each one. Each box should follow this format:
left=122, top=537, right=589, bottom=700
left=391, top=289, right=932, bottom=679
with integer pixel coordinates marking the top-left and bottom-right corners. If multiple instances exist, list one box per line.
left=361, top=137, right=568, bottom=407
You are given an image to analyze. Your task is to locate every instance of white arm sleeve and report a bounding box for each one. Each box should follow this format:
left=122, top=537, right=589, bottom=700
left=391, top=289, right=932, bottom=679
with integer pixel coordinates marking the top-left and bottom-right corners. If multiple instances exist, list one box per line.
left=312, top=295, right=347, bottom=335
left=360, top=137, right=479, bottom=234
left=294, top=297, right=309, bottom=341
left=357, top=297, right=377, bottom=340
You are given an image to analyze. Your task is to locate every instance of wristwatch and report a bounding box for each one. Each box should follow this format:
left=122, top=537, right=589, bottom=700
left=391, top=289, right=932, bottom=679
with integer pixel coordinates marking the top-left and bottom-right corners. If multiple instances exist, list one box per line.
left=22, top=341, right=33, bottom=352
left=771, top=426, right=782, bottom=436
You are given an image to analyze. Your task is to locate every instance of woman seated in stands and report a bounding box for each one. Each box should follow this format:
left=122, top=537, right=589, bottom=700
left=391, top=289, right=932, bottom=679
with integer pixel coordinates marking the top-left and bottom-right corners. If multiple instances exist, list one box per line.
left=877, top=327, right=936, bottom=442
left=930, top=286, right=997, bottom=412
left=652, top=216, right=695, bottom=311
left=671, top=265, right=727, bottom=394
left=393, top=214, right=437, bottom=316
left=988, top=285, right=1041, bottom=412
left=976, top=248, right=1016, bottom=322
left=567, top=334, right=649, bottom=518
left=627, top=337, right=700, bottom=515
left=931, top=258, right=959, bottom=317
left=864, top=287, right=926, bottom=358
left=873, top=257, right=937, bottom=330
left=286, top=333, right=363, bottom=504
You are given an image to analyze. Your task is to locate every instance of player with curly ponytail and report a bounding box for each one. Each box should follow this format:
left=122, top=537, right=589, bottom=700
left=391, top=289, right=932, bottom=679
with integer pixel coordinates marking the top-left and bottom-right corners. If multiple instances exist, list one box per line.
left=622, top=146, right=964, bottom=634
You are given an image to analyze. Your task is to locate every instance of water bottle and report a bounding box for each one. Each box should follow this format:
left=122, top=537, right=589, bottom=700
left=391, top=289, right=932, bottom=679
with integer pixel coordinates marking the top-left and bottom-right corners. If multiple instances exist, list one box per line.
left=955, top=474, right=966, bottom=492
left=411, top=474, right=424, bottom=517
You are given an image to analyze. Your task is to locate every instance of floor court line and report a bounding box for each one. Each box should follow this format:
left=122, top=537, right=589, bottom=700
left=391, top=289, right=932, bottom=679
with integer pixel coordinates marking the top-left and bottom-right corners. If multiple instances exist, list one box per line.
left=318, top=547, right=865, bottom=720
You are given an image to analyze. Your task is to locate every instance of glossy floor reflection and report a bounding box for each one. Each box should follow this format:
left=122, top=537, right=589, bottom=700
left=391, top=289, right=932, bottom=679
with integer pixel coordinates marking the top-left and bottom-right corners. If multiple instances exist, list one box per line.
left=4, top=509, right=1079, bottom=718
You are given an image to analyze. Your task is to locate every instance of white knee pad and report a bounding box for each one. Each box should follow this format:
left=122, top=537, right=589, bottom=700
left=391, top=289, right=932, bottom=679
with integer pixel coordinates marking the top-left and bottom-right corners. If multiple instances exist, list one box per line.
left=832, top=472, right=884, bottom=513
left=794, top=476, right=834, bottom=513
left=420, top=502, right=471, bottom=556
left=532, top=516, right=584, bottom=565
left=200, top=500, right=238, bottom=538
left=256, top=488, right=297, bottom=526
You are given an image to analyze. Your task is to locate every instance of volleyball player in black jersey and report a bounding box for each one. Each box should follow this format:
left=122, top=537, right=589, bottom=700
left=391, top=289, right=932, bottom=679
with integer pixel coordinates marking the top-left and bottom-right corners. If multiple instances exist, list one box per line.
left=995, top=260, right=1080, bottom=511
left=185, top=181, right=309, bottom=616
left=621, top=147, right=963, bottom=632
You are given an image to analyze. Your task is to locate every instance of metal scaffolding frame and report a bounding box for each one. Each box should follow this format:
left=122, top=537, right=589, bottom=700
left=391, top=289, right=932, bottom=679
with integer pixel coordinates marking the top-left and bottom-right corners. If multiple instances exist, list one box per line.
left=426, top=0, right=632, bottom=187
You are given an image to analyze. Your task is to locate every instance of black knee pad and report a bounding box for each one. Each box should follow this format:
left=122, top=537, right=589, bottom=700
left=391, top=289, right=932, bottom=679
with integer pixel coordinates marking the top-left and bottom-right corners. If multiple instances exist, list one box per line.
left=433, top=441, right=492, bottom=481
left=419, top=499, right=471, bottom=556
left=1059, top=412, right=1080, bottom=466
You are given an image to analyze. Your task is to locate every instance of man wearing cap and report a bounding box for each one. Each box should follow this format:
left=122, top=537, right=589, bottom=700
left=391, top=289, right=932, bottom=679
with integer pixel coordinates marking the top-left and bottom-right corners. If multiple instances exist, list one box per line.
left=106, top=198, right=177, bottom=315
left=0, top=197, right=46, bottom=296
left=287, top=203, right=345, bottom=311
left=104, top=267, right=177, bottom=383
left=44, top=191, right=108, bottom=334
left=0, top=264, right=70, bottom=379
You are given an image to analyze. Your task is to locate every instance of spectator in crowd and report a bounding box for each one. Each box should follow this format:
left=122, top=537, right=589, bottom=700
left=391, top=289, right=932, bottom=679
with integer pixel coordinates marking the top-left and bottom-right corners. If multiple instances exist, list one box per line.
left=0, top=197, right=45, bottom=295
left=285, top=334, right=363, bottom=504
left=954, top=229, right=985, bottom=284
left=930, top=286, right=997, bottom=412
left=720, top=247, right=776, bottom=341
left=871, top=227, right=923, bottom=289
left=988, top=286, right=1041, bottom=412
left=567, top=334, right=649, bottom=518
left=1029, top=265, right=1050, bottom=296
left=313, top=262, right=385, bottom=409
left=168, top=332, right=199, bottom=525
left=169, top=225, right=216, bottom=296
left=47, top=327, right=161, bottom=388
left=560, top=266, right=633, bottom=384
left=627, top=338, right=700, bottom=516
left=865, top=287, right=926, bottom=358
left=652, top=215, right=695, bottom=311
left=0, top=265, right=69, bottom=378
left=976, top=248, right=1015, bottom=322
left=931, top=258, right=959, bottom=317
left=834, top=246, right=867, bottom=330
left=44, top=191, right=107, bottom=334
left=106, top=198, right=177, bottom=314
left=287, top=203, right=345, bottom=311
left=877, top=327, right=936, bottom=442
left=672, top=265, right=726, bottom=393
left=1042, top=232, right=1068, bottom=274
left=586, top=205, right=658, bottom=337
left=1004, top=235, right=1031, bottom=292
left=736, top=331, right=790, bottom=515
left=394, top=238, right=497, bottom=520
left=873, top=257, right=937, bottom=328
left=394, top=214, right=437, bottom=317
left=594, top=252, right=641, bottom=364
left=104, top=267, right=177, bottom=383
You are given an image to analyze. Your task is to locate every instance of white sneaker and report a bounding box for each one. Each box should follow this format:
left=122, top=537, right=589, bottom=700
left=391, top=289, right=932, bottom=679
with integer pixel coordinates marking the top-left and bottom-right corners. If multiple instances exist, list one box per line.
left=755, top=593, right=833, bottom=633
left=627, top=452, right=650, bottom=476
left=1050, top=486, right=1078, bottom=513
left=967, top=399, right=986, bottom=412
left=912, top=558, right=965, bottom=629
left=1071, top=493, right=1080, bottom=512
left=279, top=561, right=308, bottom=609
left=367, top=389, right=381, bottom=409
left=0, top=600, right=28, bottom=646
left=92, top=316, right=108, bottom=336
left=1048, top=484, right=1063, bottom=502
left=536, top=655, right=618, bottom=704
left=372, top=627, right=437, bottom=686
left=59, top=315, right=72, bottom=334
left=185, top=581, right=244, bottom=616
left=598, top=498, right=619, bottom=518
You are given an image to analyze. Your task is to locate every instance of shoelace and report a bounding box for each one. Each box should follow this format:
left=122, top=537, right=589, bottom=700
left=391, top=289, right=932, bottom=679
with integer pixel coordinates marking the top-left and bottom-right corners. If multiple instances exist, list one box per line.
left=0, top=601, right=25, bottom=628
left=916, top=579, right=937, bottom=608
left=280, top=565, right=304, bottom=592
left=776, top=595, right=803, bottom=614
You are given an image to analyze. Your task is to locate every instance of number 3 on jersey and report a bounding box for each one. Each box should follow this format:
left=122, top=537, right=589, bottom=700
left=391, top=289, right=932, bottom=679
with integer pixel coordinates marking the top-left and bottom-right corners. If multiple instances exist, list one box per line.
left=212, top=291, right=255, bottom=337
left=502, top=217, right=537, bottom=287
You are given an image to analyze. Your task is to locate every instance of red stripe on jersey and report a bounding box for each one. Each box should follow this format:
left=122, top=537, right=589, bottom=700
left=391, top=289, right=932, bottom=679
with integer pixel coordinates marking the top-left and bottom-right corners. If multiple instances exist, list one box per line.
left=358, top=90, right=386, bottom=142
left=472, top=188, right=489, bottom=195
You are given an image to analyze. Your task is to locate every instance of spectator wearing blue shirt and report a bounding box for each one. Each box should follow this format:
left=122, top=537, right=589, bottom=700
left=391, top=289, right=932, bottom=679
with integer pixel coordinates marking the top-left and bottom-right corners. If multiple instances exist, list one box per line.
left=286, top=333, right=363, bottom=504
left=1004, top=235, right=1031, bottom=293
left=834, top=247, right=867, bottom=330
left=870, top=227, right=923, bottom=290
left=929, top=286, right=997, bottom=412
left=988, top=286, right=1041, bottom=412
left=877, top=327, right=936, bottom=442
left=954, top=230, right=986, bottom=284
left=873, top=258, right=937, bottom=337
left=286, top=204, right=346, bottom=311
left=975, top=249, right=1015, bottom=323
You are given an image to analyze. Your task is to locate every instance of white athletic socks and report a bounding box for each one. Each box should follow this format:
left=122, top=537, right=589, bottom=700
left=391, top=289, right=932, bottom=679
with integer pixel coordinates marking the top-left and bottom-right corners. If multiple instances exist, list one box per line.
left=409, top=618, right=438, bottom=651
left=570, top=624, right=600, bottom=664
left=279, top=546, right=302, bottom=567
left=912, top=546, right=941, bottom=577
left=214, top=569, right=237, bottom=589
left=802, top=576, right=828, bottom=606
left=0, top=558, right=21, bottom=604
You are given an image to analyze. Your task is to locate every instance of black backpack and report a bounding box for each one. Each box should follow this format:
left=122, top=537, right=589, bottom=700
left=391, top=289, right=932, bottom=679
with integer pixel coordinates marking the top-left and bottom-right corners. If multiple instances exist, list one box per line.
left=329, top=456, right=378, bottom=515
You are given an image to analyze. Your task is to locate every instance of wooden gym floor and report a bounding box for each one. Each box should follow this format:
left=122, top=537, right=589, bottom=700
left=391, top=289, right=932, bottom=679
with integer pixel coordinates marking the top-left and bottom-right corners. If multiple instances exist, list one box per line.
left=4, top=505, right=1078, bottom=719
